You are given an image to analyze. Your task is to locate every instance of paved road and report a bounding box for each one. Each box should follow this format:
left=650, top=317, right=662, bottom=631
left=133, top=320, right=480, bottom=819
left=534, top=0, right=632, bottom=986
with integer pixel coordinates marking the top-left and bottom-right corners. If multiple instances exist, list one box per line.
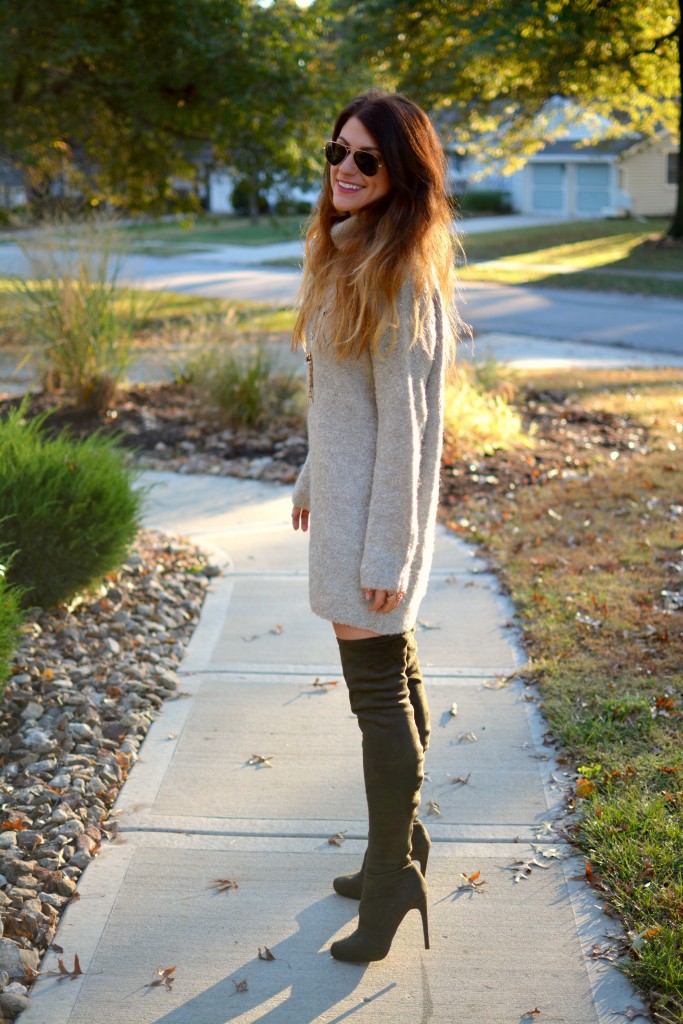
left=2, top=218, right=682, bottom=358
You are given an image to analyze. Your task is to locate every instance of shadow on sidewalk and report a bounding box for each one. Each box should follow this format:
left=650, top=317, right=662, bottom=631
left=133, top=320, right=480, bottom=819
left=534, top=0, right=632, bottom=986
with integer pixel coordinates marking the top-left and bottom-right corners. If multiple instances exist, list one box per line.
left=150, top=895, right=403, bottom=1024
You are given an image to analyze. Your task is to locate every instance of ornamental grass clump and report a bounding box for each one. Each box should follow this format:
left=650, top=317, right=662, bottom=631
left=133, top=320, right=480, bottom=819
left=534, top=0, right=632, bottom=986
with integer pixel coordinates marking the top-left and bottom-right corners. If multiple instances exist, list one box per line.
left=12, top=221, right=155, bottom=413
left=183, top=342, right=305, bottom=430
left=443, top=359, right=532, bottom=456
left=0, top=404, right=142, bottom=608
left=0, top=560, right=23, bottom=691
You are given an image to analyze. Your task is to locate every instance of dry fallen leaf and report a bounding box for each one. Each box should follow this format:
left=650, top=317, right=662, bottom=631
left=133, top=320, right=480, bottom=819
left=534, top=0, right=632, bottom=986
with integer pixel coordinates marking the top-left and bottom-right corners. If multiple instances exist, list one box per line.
left=576, top=777, right=596, bottom=799
left=457, top=731, right=478, bottom=743
left=311, top=678, right=339, bottom=690
left=510, top=858, right=551, bottom=883
left=483, top=671, right=515, bottom=690
left=44, top=954, right=83, bottom=981
left=210, top=878, right=238, bottom=893
left=522, top=1010, right=542, bottom=1019
left=258, top=947, right=275, bottom=961
left=458, top=871, right=486, bottom=893
left=232, top=978, right=248, bottom=994
left=328, top=830, right=348, bottom=846
left=448, top=773, right=471, bottom=786
left=2, top=818, right=27, bottom=832
left=246, top=754, right=274, bottom=767
left=586, top=943, right=620, bottom=963
left=270, top=625, right=283, bottom=635
left=145, top=966, right=176, bottom=991
left=426, top=800, right=442, bottom=817
left=530, top=844, right=566, bottom=861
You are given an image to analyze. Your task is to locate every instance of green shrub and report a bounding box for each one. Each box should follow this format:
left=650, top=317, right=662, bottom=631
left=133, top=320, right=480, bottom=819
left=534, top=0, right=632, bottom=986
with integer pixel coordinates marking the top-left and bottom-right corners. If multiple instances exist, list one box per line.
left=183, top=344, right=305, bottom=430
left=0, top=404, right=142, bottom=608
left=12, top=221, right=156, bottom=413
left=0, top=561, right=23, bottom=691
left=457, top=189, right=514, bottom=214
left=230, top=180, right=270, bottom=217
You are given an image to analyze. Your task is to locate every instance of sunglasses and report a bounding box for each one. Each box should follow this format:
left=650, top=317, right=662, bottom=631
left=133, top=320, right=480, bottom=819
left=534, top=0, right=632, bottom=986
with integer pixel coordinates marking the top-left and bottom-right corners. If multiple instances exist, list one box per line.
left=324, top=140, right=384, bottom=177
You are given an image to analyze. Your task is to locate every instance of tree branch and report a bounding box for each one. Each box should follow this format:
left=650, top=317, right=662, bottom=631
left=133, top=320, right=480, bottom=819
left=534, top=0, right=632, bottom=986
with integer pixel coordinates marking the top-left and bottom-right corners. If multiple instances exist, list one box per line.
left=630, top=26, right=679, bottom=58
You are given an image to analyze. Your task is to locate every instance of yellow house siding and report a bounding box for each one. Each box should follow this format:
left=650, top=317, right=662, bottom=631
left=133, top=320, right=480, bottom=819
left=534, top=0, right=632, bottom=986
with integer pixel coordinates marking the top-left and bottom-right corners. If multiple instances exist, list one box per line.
left=619, top=138, right=678, bottom=216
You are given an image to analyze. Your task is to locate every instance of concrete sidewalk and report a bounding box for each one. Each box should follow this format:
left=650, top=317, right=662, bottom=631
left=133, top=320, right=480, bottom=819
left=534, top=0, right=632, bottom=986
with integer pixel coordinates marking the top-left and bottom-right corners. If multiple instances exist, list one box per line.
left=21, top=472, right=647, bottom=1024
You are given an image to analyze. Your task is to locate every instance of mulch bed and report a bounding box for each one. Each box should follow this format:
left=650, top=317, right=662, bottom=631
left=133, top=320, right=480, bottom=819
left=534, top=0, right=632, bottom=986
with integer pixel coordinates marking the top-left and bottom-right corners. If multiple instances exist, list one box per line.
left=0, top=384, right=308, bottom=484
left=440, top=387, right=650, bottom=524
left=0, top=381, right=649, bottom=502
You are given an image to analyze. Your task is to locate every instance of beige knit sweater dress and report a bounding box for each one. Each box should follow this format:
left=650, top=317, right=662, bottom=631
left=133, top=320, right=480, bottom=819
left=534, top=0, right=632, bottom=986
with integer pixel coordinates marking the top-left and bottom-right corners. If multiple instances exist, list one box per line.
left=292, top=219, right=446, bottom=634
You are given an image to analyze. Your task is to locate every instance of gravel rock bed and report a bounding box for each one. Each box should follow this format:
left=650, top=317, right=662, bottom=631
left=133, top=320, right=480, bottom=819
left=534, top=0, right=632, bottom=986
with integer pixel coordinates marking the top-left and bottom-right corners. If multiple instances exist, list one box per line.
left=0, top=530, right=215, bottom=1020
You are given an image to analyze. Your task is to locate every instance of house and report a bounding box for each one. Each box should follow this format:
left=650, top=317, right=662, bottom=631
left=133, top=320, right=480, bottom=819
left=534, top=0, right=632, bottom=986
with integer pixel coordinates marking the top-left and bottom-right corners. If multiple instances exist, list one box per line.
left=0, top=161, right=28, bottom=209
left=448, top=102, right=679, bottom=219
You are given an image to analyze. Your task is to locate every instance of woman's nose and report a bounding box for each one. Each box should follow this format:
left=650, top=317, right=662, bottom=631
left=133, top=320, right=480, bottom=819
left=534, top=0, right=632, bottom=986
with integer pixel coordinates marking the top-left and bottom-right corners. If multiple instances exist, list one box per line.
left=339, top=150, right=357, bottom=173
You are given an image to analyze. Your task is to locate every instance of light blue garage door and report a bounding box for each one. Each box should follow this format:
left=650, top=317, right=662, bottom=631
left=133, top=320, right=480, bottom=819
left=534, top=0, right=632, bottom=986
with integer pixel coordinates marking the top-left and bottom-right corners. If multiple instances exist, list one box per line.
left=531, top=164, right=566, bottom=213
left=576, top=164, right=611, bottom=214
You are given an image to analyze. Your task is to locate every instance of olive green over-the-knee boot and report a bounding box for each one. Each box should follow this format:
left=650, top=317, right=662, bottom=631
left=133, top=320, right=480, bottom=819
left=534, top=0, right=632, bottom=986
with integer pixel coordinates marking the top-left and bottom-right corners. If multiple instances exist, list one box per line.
left=333, top=629, right=431, bottom=900
left=330, top=633, right=429, bottom=963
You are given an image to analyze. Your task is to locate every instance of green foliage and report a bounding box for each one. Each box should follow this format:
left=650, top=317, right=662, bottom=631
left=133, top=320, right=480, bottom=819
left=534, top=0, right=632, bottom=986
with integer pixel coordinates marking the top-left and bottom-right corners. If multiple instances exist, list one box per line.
left=0, top=0, right=349, bottom=213
left=338, top=0, right=679, bottom=146
left=0, top=404, right=142, bottom=608
left=337, top=0, right=682, bottom=235
left=230, top=181, right=271, bottom=218
left=458, top=190, right=513, bottom=214
left=12, top=222, right=156, bottom=412
left=0, top=561, right=23, bottom=691
left=183, top=343, right=305, bottom=430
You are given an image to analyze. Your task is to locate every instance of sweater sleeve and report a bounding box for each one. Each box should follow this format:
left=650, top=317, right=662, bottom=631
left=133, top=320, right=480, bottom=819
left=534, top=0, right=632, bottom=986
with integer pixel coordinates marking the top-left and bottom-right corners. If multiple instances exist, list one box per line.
left=292, top=453, right=311, bottom=510
left=360, top=289, right=437, bottom=594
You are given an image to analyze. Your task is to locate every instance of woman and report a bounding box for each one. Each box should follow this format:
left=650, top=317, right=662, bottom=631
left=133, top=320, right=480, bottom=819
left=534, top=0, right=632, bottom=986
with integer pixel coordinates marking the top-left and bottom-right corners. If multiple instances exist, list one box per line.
left=291, top=90, right=460, bottom=963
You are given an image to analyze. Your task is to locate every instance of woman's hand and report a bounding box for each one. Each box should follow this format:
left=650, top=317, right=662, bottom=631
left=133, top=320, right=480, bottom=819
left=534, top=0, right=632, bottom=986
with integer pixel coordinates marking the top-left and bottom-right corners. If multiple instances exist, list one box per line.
left=292, top=506, right=310, bottom=532
left=364, top=588, right=406, bottom=613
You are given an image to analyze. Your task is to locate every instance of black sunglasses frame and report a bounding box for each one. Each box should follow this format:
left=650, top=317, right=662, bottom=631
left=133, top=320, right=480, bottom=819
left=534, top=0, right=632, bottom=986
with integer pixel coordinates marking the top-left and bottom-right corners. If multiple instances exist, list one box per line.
left=324, top=141, right=383, bottom=178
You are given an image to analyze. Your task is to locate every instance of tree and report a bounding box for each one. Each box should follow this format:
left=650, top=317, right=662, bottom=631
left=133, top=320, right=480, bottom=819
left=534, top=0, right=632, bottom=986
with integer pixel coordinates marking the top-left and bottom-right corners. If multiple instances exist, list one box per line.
left=0, top=0, right=249, bottom=210
left=212, top=0, right=351, bottom=220
left=335, top=0, right=683, bottom=238
left=0, top=0, right=348, bottom=214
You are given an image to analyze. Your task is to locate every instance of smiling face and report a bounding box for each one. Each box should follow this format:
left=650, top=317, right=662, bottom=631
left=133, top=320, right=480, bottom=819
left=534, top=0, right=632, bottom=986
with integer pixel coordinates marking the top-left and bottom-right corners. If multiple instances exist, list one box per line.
left=330, top=116, right=392, bottom=215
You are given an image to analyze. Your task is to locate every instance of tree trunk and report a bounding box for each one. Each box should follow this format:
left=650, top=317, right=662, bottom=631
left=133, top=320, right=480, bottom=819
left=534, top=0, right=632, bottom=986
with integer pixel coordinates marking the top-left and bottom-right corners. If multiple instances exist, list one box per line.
left=248, top=184, right=260, bottom=224
left=667, top=1, right=683, bottom=238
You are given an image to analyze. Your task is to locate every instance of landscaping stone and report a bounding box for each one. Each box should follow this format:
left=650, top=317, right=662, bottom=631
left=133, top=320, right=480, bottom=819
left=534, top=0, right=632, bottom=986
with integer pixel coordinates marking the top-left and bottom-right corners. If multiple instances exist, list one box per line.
left=0, top=941, right=39, bottom=980
left=0, top=528, right=212, bottom=1004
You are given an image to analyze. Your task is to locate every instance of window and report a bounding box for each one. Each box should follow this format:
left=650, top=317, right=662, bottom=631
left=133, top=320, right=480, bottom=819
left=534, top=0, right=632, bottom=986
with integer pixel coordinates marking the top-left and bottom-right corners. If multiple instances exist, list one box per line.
left=667, top=151, right=679, bottom=186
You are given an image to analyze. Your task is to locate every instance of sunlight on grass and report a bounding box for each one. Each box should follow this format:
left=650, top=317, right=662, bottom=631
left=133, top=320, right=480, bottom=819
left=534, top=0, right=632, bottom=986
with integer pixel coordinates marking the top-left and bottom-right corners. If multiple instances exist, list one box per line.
left=460, top=218, right=683, bottom=296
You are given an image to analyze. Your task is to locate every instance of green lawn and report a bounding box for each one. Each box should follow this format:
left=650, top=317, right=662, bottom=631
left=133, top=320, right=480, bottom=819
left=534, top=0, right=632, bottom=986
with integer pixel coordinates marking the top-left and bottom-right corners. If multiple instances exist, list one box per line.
left=266, top=217, right=683, bottom=296
left=1, top=214, right=308, bottom=253
left=458, top=218, right=683, bottom=298
left=119, top=214, right=306, bottom=249
left=0, top=278, right=296, bottom=346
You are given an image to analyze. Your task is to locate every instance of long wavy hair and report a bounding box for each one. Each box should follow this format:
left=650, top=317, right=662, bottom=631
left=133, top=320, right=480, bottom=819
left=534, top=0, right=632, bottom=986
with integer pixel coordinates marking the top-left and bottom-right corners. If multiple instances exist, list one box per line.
left=293, top=90, right=463, bottom=359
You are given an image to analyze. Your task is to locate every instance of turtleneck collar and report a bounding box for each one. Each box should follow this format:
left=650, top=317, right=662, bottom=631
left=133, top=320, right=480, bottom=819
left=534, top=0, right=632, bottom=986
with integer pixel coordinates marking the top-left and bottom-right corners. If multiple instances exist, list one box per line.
left=330, top=216, right=358, bottom=249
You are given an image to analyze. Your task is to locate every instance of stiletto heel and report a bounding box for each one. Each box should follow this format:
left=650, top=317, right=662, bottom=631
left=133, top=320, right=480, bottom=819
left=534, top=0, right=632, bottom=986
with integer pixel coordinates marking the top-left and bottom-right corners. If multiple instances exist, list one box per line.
left=330, top=864, right=428, bottom=963
left=418, top=895, right=430, bottom=950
